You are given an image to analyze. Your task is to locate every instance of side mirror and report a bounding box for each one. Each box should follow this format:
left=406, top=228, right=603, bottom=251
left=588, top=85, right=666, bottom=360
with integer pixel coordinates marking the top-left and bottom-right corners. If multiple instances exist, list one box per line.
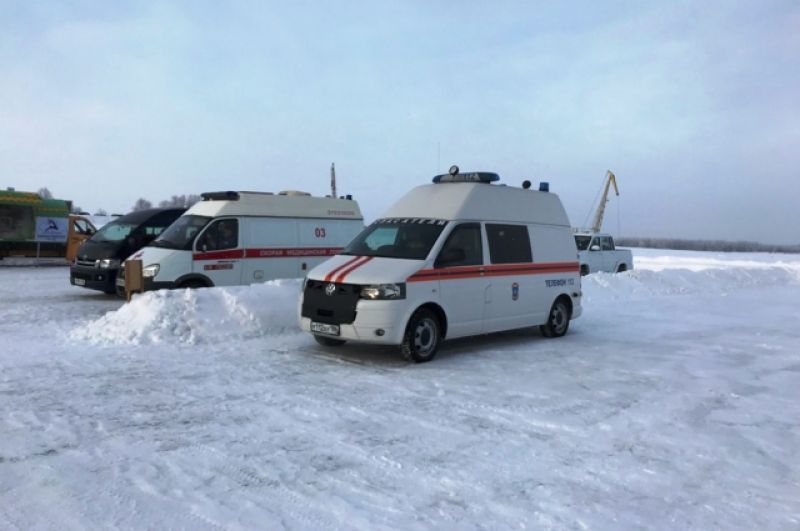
left=436, top=247, right=465, bottom=267
left=590, top=244, right=600, bottom=251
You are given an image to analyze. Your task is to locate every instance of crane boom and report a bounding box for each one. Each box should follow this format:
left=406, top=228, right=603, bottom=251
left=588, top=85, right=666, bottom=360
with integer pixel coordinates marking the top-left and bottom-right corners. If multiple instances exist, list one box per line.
left=590, top=170, right=619, bottom=233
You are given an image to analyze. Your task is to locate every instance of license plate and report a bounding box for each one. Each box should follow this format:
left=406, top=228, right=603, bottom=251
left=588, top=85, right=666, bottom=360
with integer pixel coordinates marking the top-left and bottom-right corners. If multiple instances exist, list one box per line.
left=311, top=322, right=340, bottom=336
left=74, top=278, right=86, bottom=286
left=116, top=277, right=125, bottom=287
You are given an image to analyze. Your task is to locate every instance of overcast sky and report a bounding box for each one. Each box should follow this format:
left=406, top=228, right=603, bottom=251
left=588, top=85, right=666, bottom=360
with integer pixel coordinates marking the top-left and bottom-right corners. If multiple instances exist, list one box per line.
left=2, top=1, right=798, bottom=244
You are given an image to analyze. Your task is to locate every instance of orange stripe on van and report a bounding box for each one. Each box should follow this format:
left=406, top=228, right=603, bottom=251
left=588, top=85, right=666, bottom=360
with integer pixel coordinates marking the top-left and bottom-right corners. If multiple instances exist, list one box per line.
left=324, top=255, right=363, bottom=281
left=334, top=256, right=373, bottom=283
left=407, top=261, right=580, bottom=282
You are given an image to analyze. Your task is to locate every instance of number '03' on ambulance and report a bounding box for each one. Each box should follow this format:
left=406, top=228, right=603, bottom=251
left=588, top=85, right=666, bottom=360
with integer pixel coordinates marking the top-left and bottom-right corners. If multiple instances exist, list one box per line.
left=299, top=169, right=582, bottom=362
left=121, top=191, right=364, bottom=291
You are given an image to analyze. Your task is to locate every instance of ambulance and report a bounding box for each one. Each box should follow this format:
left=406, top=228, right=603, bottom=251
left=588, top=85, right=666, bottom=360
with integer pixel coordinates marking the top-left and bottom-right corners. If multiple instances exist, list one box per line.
left=121, top=190, right=363, bottom=291
left=299, top=167, right=582, bottom=362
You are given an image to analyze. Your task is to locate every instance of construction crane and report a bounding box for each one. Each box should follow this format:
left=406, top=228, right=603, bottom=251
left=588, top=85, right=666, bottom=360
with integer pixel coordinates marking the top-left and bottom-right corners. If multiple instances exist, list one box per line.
left=590, top=170, right=619, bottom=233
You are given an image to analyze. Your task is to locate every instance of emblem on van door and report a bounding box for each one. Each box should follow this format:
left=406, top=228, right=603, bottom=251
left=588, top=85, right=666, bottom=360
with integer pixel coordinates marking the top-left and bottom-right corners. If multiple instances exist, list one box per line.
left=512, top=282, right=519, bottom=301
left=325, top=283, right=336, bottom=296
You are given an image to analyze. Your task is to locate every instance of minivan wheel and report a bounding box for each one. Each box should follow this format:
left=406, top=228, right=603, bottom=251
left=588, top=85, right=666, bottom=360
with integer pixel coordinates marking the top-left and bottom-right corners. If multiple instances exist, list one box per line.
left=314, top=335, right=346, bottom=347
left=540, top=298, right=571, bottom=338
left=401, top=308, right=441, bottom=363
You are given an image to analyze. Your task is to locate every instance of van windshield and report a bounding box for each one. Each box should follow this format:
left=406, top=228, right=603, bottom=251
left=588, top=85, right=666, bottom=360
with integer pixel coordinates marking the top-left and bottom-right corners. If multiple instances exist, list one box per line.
left=151, top=215, right=211, bottom=250
left=91, top=221, right=138, bottom=243
left=343, top=219, right=448, bottom=260
left=574, top=235, right=592, bottom=251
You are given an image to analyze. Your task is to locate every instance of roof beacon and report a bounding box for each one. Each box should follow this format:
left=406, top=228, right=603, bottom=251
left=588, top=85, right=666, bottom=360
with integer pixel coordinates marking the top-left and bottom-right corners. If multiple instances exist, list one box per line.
left=432, top=165, right=500, bottom=184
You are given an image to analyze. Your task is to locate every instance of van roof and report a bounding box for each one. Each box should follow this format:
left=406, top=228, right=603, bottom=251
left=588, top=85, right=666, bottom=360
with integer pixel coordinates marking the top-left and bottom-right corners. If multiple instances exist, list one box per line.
left=186, top=191, right=363, bottom=220
left=381, top=182, right=570, bottom=226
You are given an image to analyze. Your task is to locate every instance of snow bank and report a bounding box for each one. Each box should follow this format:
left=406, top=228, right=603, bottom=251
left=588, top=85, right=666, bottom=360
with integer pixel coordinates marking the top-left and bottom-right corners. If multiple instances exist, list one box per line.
left=584, top=263, right=800, bottom=300
left=68, top=254, right=800, bottom=346
left=69, top=279, right=303, bottom=346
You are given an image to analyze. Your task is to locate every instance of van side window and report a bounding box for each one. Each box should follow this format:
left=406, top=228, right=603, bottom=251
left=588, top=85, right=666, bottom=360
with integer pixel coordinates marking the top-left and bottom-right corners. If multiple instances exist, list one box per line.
left=435, top=223, right=482, bottom=268
left=486, top=224, right=532, bottom=264
left=198, top=219, right=239, bottom=251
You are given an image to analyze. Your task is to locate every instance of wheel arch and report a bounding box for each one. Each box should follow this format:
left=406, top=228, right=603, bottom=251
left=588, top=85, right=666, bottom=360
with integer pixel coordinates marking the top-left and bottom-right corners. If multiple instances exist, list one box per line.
left=174, top=273, right=214, bottom=288
left=412, top=302, right=448, bottom=339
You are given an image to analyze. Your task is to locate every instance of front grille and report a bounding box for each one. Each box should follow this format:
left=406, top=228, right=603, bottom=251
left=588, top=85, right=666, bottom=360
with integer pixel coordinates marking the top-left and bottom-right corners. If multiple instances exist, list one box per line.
left=301, top=280, right=360, bottom=325
left=72, top=271, right=93, bottom=281
left=76, top=259, right=96, bottom=267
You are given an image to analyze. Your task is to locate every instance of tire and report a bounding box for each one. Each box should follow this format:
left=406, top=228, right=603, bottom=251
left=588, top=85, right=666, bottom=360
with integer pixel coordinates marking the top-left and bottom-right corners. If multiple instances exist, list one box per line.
left=540, top=298, right=571, bottom=338
left=313, top=335, right=346, bottom=347
left=580, top=265, right=589, bottom=276
left=179, top=280, right=206, bottom=289
left=400, top=308, right=442, bottom=363
left=617, top=264, right=628, bottom=273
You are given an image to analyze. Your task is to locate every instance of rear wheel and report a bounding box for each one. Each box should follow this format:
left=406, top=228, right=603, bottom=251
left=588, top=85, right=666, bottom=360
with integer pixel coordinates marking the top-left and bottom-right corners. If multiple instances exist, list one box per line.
left=617, top=264, right=628, bottom=273
left=314, top=335, right=346, bottom=347
left=401, top=308, right=442, bottom=363
left=580, top=265, right=589, bottom=276
left=540, top=298, right=571, bottom=338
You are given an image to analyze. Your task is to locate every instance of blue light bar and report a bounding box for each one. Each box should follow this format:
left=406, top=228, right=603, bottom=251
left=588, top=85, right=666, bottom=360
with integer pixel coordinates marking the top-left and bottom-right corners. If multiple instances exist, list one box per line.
left=432, top=172, right=500, bottom=184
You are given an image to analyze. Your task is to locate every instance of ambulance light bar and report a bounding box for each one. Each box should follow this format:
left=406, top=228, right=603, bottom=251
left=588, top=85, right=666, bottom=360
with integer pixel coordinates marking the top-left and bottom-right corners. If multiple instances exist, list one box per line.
left=432, top=172, right=500, bottom=184
left=201, top=191, right=240, bottom=201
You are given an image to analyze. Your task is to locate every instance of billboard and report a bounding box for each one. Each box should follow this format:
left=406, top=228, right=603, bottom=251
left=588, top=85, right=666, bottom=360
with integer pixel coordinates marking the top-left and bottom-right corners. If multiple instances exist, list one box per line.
left=35, top=216, right=69, bottom=242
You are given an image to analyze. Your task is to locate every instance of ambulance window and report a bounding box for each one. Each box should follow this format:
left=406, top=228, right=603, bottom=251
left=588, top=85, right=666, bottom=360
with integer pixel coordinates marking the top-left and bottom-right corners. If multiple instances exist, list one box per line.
left=486, top=224, right=532, bottom=264
left=197, top=219, right=239, bottom=251
left=436, top=223, right=482, bottom=268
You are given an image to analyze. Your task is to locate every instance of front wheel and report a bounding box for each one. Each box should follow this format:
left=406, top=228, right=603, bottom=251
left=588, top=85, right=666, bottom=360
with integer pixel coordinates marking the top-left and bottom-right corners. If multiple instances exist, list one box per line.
left=540, top=298, right=571, bottom=338
left=401, top=308, right=442, bottom=363
left=314, top=335, right=346, bottom=347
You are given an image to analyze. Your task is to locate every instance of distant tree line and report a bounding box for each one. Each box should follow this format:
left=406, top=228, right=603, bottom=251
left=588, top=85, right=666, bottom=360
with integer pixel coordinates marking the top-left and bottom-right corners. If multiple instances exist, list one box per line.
left=131, top=194, right=202, bottom=212
left=617, top=237, right=800, bottom=254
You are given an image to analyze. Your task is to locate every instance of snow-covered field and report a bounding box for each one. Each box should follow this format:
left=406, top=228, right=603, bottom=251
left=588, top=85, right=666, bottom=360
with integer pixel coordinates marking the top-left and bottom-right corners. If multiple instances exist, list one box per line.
left=1, top=249, right=799, bottom=530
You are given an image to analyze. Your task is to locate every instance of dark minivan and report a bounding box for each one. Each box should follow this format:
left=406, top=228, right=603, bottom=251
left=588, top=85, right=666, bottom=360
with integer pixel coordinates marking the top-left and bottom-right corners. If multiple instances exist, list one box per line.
left=70, top=208, right=185, bottom=293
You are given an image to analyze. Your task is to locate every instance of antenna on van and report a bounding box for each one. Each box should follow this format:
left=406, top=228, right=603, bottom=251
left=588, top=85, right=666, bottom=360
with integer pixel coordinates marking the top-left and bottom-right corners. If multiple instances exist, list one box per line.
left=330, top=163, right=337, bottom=199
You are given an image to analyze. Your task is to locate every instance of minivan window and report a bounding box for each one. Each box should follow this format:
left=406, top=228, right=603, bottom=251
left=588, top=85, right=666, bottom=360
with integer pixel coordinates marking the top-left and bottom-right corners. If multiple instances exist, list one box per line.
left=486, top=224, right=532, bottom=264
left=343, top=219, right=447, bottom=260
left=197, top=218, right=238, bottom=251
left=152, top=215, right=211, bottom=250
left=436, top=223, right=482, bottom=268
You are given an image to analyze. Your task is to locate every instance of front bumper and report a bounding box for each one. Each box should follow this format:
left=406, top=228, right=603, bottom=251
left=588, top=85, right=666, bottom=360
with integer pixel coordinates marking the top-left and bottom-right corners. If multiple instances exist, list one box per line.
left=70, top=265, right=118, bottom=293
left=299, top=298, right=409, bottom=345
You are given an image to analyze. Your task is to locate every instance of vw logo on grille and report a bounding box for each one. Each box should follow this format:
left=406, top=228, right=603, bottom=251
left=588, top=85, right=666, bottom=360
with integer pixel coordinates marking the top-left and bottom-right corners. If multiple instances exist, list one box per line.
left=325, top=283, right=337, bottom=296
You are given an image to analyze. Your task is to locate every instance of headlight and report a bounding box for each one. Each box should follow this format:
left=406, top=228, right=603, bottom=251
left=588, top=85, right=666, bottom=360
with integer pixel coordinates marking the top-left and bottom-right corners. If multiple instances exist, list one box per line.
left=142, top=264, right=160, bottom=278
left=360, top=283, right=406, bottom=300
left=96, top=259, right=120, bottom=269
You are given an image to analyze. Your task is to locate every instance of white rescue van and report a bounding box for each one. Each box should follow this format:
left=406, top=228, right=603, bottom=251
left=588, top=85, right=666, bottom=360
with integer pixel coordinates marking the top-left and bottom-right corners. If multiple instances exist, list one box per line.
left=299, top=167, right=582, bottom=362
left=122, top=191, right=363, bottom=291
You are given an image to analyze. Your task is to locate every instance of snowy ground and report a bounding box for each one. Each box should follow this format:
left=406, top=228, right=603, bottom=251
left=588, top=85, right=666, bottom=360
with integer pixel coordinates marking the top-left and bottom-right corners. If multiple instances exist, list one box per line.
left=1, top=249, right=799, bottom=530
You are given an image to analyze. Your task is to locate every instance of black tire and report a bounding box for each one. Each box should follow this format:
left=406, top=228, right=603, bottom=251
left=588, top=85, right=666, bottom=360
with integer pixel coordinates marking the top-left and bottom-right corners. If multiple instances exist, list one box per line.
left=617, top=264, right=628, bottom=273
left=580, top=265, right=589, bottom=276
left=179, top=280, right=206, bottom=289
left=313, top=335, right=346, bottom=347
left=540, top=298, right=571, bottom=338
left=400, top=308, right=442, bottom=363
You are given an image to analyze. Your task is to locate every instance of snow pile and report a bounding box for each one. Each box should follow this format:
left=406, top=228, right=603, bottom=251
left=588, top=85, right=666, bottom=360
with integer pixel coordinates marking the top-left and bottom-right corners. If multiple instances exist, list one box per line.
left=69, top=279, right=303, bottom=345
left=584, top=262, right=800, bottom=300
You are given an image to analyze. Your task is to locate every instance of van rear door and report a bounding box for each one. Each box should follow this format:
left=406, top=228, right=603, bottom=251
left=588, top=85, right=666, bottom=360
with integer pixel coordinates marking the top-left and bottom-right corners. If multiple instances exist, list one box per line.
left=192, top=217, right=243, bottom=286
